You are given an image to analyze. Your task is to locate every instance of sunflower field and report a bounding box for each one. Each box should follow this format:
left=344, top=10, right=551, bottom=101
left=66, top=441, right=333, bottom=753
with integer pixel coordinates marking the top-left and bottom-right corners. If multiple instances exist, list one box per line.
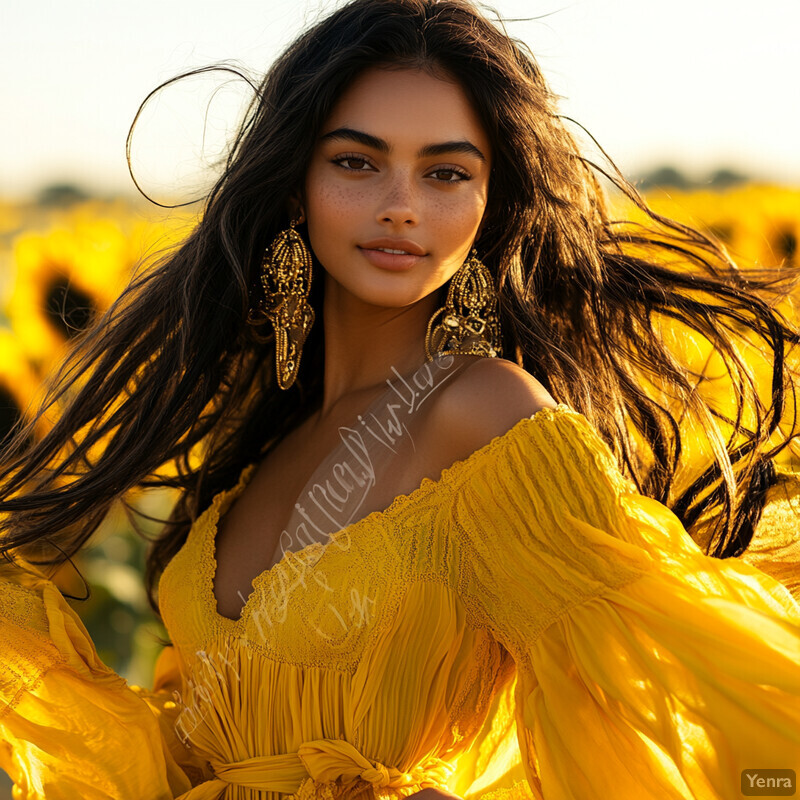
left=0, top=182, right=798, bottom=688
left=0, top=195, right=197, bottom=687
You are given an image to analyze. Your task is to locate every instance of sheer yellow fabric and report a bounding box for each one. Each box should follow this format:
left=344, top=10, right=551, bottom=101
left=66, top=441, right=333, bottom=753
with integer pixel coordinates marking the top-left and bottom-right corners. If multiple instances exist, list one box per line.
left=1, top=404, right=799, bottom=799
left=0, top=561, right=194, bottom=798
left=448, top=407, right=800, bottom=800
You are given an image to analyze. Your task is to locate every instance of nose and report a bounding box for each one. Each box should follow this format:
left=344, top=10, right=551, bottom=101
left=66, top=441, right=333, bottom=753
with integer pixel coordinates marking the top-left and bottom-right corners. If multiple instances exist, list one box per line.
left=376, top=171, right=419, bottom=227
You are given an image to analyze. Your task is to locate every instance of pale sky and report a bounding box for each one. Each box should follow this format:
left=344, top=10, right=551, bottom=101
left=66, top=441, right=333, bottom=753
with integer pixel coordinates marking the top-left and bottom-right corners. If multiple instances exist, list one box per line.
left=1, top=0, right=798, bottom=197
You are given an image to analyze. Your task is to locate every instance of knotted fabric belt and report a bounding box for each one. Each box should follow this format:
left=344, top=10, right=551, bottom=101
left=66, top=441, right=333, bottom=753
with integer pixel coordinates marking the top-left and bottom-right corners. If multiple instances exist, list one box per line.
left=175, top=737, right=455, bottom=800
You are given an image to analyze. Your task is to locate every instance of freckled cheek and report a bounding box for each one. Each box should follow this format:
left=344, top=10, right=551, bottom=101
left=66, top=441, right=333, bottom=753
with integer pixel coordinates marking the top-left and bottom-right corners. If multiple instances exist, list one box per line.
left=427, top=194, right=485, bottom=251
left=309, top=181, right=371, bottom=239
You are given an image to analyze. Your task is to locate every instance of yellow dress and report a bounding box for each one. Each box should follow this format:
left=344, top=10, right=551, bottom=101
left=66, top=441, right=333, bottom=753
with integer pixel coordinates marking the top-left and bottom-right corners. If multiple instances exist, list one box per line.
left=2, top=403, right=800, bottom=800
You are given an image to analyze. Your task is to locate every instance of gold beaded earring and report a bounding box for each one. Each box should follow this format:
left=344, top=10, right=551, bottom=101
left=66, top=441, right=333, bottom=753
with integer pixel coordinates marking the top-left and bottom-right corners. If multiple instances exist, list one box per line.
left=247, top=212, right=315, bottom=390
left=424, top=247, right=502, bottom=361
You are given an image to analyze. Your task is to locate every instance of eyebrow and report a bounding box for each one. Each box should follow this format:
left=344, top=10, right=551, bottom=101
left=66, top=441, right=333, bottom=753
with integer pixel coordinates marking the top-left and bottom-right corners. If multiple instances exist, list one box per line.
left=318, top=126, right=487, bottom=164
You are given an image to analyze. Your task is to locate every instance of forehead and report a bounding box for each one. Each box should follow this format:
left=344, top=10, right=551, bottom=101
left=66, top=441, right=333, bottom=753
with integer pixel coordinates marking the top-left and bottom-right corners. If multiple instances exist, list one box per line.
left=320, top=67, right=490, bottom=154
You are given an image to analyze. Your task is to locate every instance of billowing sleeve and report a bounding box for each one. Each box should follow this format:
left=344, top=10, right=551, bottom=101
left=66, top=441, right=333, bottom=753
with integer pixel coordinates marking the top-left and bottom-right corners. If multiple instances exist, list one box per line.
left=0, top=560, right=194, bottom=799
left=450, top=404, right=800, bottom=800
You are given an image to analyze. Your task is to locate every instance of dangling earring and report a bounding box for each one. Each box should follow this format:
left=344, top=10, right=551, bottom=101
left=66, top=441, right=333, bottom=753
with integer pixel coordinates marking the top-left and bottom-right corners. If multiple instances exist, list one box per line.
left=247, top=212, right=315, bottom=390
left=425, top=247, right=502, bottom=361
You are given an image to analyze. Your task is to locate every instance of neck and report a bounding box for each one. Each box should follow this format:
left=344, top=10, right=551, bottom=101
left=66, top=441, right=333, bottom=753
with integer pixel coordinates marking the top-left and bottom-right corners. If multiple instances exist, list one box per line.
left=316, top=274, right=443, bottom=419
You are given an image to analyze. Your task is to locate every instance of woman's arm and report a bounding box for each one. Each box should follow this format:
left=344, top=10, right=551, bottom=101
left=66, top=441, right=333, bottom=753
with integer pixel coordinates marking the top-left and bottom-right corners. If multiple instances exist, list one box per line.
left=449, top=404, right=800, bottom=799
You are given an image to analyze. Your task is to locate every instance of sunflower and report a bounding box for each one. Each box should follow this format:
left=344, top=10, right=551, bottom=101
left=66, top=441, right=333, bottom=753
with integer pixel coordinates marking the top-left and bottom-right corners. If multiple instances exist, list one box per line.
left=4, top=221, right=125, bottom=371
left=4, top=198, right=194, bottom=359
left=751, top=185, right=800, bottom=268
left=0, top=327, right=46, bottom=455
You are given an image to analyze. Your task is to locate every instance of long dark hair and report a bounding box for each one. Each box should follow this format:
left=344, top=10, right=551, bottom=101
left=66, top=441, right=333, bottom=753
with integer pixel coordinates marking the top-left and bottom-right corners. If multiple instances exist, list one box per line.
left=1, top=0, right=799, bottom=616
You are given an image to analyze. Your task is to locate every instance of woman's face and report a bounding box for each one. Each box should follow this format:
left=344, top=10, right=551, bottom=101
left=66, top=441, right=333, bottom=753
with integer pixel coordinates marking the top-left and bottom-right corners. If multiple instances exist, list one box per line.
left=301, top=66, right=492, bottom=309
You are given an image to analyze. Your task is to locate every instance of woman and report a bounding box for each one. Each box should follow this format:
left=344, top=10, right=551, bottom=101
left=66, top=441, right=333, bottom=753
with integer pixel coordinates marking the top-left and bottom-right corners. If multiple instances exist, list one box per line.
left=1, top=0, right=799, bottom=798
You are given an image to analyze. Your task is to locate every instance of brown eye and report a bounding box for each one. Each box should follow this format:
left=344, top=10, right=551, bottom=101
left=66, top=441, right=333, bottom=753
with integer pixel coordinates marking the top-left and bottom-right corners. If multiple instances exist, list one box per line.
left=429, top=168, right=470, bottom=183
left=332, top=156, right=373, bottom=172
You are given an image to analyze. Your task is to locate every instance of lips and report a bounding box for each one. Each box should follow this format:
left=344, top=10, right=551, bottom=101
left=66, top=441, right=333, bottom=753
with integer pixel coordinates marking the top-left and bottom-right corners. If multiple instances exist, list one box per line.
left=371, top=247, right=414, bottom=255
left=358, top=237, right=427, bottom=256
left=357, top=246, right=425, bottom=271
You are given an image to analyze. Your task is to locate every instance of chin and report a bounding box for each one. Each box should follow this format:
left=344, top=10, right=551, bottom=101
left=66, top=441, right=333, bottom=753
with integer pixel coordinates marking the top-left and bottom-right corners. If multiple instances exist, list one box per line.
left=337, top=276, right=432, bottom=310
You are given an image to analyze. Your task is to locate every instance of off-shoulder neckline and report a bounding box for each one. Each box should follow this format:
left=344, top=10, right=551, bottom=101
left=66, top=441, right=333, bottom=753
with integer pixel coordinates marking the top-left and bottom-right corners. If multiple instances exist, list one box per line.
left=199, top=402, right=576, bottom=627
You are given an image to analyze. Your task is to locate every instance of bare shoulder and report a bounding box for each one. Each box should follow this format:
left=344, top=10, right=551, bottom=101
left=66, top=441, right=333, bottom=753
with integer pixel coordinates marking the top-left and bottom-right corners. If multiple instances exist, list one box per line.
left=427, top=356, right=558, bottom=460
